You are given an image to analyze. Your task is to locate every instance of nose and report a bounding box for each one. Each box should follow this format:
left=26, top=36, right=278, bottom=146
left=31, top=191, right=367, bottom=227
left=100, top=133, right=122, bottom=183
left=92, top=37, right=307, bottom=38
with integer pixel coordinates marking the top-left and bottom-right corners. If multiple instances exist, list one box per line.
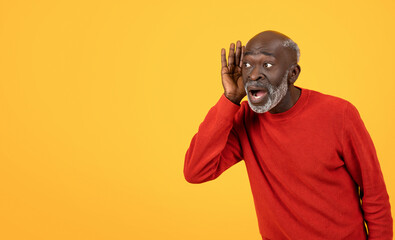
left=249, top=66, right=263, bottom=81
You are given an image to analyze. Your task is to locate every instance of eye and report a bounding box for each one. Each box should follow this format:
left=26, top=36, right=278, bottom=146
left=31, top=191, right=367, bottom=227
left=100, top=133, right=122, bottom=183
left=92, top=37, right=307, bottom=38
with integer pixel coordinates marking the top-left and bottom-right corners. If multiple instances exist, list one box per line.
left=264, top=63, right=273, bottom=68
left=244, top=62, right=251, bottom=68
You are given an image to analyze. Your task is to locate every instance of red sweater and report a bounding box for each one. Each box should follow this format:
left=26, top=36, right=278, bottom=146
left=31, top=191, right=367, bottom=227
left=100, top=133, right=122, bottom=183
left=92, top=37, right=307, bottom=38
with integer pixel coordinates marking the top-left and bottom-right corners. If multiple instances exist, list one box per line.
left=184, top=88, right=392, bottom=239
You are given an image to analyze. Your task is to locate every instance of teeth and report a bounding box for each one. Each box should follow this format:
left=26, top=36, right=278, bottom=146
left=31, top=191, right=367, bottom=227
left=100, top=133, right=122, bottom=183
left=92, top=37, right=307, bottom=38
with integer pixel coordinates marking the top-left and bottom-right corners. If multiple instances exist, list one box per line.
left=251, top=92, right=261, bottom=99
left=250, top=90, right=264, bottom=99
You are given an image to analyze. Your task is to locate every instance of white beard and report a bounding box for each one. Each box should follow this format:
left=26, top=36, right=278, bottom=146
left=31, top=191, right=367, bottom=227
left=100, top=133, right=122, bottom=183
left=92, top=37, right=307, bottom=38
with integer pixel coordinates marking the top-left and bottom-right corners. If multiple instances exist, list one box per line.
left=245, top=70, right=289, bottom=113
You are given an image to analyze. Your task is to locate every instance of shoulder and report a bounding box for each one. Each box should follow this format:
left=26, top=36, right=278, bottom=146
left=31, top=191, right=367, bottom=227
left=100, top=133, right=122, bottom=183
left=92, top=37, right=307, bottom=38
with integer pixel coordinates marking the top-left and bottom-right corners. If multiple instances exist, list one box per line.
left=294, top=88, right=364, bottom=131
left=304, top=88, right=353, bottom=115
left=307, top=89, right=349, bottom=107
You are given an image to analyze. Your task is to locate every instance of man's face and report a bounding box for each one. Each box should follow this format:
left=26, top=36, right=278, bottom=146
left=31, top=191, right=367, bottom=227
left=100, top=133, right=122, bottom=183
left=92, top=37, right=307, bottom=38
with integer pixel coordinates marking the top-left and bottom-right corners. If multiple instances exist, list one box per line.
left=242, top=38, right=291, bottom=113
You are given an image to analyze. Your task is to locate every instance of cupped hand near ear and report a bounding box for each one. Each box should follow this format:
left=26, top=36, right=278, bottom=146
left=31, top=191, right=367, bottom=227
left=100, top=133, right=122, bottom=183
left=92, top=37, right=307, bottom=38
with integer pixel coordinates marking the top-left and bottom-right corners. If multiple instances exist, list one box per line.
left=221, top=40, right=246, bottom=104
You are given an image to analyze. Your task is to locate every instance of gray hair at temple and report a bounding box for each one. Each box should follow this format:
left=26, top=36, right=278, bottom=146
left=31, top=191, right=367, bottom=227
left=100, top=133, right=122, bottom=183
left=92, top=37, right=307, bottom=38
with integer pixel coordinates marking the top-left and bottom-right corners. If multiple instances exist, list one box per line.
left=282, top=39, right=300, bottom=63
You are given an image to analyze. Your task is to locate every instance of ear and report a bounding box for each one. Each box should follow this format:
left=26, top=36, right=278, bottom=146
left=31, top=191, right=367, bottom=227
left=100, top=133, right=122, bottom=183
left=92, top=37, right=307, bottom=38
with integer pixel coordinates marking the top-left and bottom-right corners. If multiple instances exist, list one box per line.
left=288, top=64, right=301, bottom=84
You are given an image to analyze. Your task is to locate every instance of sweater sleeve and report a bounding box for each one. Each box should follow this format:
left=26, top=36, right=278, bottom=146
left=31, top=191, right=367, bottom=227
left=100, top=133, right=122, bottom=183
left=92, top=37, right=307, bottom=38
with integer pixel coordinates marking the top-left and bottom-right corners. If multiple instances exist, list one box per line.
left=184, top=95, right=243, bottom=184
left=342, top=102, right=393, bottom=239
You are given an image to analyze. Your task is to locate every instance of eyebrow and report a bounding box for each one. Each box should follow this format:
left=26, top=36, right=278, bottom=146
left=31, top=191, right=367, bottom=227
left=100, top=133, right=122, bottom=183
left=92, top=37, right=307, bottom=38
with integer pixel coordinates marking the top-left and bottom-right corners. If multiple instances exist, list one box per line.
left=244, top=50, right=275, bottom=57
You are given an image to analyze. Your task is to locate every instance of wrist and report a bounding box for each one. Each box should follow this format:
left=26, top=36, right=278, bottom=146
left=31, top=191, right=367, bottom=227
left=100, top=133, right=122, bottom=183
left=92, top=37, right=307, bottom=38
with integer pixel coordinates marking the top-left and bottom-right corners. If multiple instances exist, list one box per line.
left=224, top=93, right=242, bottom=105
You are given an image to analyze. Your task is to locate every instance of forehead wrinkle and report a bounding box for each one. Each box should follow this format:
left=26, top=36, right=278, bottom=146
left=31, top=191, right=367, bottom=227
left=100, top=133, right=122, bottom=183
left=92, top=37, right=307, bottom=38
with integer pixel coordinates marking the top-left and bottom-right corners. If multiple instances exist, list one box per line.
left=245, top=40, right=283, bottom=57
left=244, top=50, right=276, bottom=58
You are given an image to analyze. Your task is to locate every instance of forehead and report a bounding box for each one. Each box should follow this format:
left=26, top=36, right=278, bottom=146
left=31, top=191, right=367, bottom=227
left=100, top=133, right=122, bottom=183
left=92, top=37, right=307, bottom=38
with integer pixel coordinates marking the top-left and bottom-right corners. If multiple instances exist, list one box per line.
left=245, top=38, right=285, bottom=58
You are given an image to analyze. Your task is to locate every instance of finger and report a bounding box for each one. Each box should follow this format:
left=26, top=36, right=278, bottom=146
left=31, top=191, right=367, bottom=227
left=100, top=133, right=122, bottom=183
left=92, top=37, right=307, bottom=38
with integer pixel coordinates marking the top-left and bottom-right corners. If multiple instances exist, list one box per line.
left=228, top=43, right=235, bottom=66
left=235, top=41, right=241, bottom=66
left=221, top=48, right=227, bottom=69
left=239, top=45, right=245, bottom=68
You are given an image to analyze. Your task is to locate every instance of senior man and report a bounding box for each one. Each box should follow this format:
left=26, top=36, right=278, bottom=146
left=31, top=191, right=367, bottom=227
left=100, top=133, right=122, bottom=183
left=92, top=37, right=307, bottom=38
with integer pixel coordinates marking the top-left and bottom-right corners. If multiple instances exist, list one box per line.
left=184, top=31, right=392, bottom=239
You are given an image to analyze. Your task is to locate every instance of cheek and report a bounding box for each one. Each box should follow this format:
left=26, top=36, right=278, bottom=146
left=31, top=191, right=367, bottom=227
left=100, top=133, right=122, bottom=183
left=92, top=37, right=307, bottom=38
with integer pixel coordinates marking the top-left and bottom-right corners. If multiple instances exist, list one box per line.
left=241, top=69, right=248, bottom=81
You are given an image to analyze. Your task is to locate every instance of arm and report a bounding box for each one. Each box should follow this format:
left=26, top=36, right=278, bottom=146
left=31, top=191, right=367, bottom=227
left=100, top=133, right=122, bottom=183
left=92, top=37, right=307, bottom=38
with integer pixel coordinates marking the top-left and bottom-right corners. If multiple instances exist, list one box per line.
left=184, top=41, right=246, bottom=183
left=342, top=103, right=393, bottom=239
left=184, top=95, right=243, bottom=183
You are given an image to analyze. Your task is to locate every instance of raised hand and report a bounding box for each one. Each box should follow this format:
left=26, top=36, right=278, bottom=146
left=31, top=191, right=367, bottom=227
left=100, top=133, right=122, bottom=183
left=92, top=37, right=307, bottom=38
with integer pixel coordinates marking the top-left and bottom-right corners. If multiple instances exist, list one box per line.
left=221, top=41, right=246, bottom=104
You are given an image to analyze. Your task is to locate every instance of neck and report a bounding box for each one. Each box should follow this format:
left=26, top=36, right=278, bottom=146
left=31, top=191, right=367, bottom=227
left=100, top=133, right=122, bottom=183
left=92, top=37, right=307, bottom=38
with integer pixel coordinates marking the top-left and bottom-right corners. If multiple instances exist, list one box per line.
left=269, top=85, right=301, bottom=114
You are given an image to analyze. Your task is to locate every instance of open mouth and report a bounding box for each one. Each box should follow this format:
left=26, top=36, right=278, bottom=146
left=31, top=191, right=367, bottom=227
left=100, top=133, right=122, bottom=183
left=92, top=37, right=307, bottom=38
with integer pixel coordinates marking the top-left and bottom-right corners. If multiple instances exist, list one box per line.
left=250, top=90, right=266, bottom=98
left=248, top=88, right=268, bottom=104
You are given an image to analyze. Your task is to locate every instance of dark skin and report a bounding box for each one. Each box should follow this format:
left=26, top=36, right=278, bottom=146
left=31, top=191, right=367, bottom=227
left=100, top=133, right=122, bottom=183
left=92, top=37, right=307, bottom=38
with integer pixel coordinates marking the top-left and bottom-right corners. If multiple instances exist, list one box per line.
left=221, top=31, right=301, bottom=114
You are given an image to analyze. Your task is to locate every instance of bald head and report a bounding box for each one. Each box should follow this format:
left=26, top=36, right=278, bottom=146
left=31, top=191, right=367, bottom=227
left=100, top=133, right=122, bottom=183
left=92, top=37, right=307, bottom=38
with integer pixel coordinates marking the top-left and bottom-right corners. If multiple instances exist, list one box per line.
left=246, top=31, right=300, bottom=65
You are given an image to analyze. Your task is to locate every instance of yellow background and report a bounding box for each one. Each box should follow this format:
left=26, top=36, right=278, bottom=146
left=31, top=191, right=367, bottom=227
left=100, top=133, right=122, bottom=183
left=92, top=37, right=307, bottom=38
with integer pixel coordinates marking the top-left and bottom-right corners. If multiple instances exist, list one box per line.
left=0, top=0, right=394, bottom=239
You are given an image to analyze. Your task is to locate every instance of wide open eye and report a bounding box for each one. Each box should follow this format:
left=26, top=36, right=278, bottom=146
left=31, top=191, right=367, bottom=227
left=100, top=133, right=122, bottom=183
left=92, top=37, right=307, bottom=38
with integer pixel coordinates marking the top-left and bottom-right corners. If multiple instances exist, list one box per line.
left=264, top=63, right=273, bottom=68
left=244, top=62, right=251, bottom=68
